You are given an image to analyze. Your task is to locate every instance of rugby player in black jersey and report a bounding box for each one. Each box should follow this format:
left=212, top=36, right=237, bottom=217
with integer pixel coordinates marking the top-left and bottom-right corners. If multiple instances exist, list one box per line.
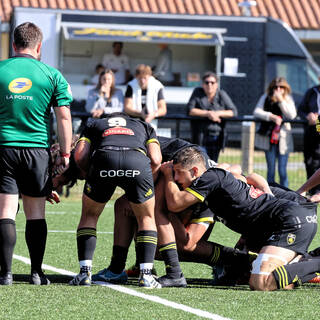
left=94, top=137, right=253, bottom=287
left=161, top=146, right=320, bottom=291
left=68, top=113, right=162, bottom=288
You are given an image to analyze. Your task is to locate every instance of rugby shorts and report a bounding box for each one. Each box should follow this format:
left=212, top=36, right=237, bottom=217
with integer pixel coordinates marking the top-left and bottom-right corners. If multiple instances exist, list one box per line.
left=245, top=203, right=317, bottom=254
left=84, top=149, right=154, bottom=204
left=0, top=147, right=52, bottom=197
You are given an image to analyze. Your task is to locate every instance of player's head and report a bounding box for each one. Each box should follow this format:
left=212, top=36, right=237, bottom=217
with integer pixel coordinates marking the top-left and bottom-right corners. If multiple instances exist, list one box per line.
left=13, top=22, right=43, bottom=60
left=52, top=150, right=83, bottom=190
left=172, top=147, right=206, bottom=189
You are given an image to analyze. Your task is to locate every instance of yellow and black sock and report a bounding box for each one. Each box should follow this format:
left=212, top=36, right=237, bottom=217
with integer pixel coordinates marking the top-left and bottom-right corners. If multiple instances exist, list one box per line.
left=136, top=230, right=157, bottom=266
left=76, top=228, right=97, bottom=261
left=272, top=259, right=320, bottom=289
left=159, top=242, right=182, bottom=278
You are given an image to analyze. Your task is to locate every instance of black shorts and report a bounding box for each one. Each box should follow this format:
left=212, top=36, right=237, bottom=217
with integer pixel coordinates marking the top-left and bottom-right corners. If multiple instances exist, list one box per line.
left=0, top=147, right=52, bottom=197
left=188, top=203, right=214, bottom=225
left=245, top=203, right=317, bottom=254
left=84, top=149, right=154, bottom=204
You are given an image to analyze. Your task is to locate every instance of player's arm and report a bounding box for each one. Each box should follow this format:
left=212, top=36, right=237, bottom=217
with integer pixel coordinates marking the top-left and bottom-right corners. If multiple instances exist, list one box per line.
left=74, top=137, right=91, bottom=176
left=245, top=172, right=273, bottom=195
left=54, top=106, right=73, bottom=173
left=297, top=168, right=320, bottom=194
left=161, top=161, right=200, bottom=212
left=147, top=139, right=162, bottom=181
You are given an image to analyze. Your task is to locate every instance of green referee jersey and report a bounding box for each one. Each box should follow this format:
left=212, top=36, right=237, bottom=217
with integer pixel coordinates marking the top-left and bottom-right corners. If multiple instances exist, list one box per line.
left=0, top=55, right=73, bottom=148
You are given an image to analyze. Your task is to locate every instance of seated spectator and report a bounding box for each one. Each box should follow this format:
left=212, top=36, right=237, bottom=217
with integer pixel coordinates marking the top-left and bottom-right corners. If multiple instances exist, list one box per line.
left=124, top=64, right=167, bottom=129
left=102, top=42, right=130, bottom=85
left=187, top=71, right=237, bottom=162
left=153, top=44, right=174, bottom=85
left=85, top=69, right=124, bottom=118
left=90, top=64, right=105, bottom=86
left=254, top=77, right=296, bottom=188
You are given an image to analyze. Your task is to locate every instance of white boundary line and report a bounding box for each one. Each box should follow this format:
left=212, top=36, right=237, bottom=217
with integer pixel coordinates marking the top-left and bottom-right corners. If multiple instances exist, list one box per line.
left=13, top=254, right=231, bottom=320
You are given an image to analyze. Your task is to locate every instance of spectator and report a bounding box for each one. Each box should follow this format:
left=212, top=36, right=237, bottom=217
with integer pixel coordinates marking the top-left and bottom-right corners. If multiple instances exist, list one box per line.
left=0, top=22, right=72, bottom=285
left=90, top=63, right=105, bottom=86
left=124, top=64, right=167, bottom=129
left=298, top=80, right=320, bottom=194
left=254, top=77, right=296, bottom=188
left=153, top=44, right=174, bottom=85
left=85, top=69, right=124, bottom=118
left=187, top=71, right=237, bottom=162
left=102, top=42, right=130, bottom=85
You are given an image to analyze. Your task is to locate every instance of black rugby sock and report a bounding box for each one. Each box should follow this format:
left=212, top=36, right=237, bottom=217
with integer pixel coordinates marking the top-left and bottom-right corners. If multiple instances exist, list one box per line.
left=272, top=259, right=320, bottom=289
left=108, top=245, right=129, bottom=274
left=159, top=242, right=182, bottom=278
left=136, top=230, right=157, bottom=269
left=25, top=219, right=47, bottom=274
left=0, top=219, right=16, bottom=274
left=209, top=242, right=250, bottom=266
left=76, top=228, right=97, bottom=261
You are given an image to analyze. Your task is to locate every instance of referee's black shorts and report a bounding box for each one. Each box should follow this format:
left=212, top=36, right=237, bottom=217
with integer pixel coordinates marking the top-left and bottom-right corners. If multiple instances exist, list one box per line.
left=0, top=147, right=52, bottom=197
left=84, top=149, right=154, bottom=204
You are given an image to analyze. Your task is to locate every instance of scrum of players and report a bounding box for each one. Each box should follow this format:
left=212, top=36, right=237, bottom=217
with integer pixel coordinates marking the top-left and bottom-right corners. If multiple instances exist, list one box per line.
left=48, top=112, right=320, bottom=291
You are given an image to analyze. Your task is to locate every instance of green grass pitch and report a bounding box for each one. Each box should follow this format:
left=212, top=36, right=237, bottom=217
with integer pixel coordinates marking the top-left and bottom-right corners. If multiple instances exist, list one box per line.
left=1, top=195, right=320, bottom=320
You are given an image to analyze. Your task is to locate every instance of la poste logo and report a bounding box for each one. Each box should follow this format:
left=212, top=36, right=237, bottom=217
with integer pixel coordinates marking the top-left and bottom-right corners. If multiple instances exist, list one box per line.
left=8, top=78, right=32, bottom=93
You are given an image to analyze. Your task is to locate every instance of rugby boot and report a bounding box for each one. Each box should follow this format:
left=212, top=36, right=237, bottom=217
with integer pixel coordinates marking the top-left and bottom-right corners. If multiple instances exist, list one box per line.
left=138, top=270, right=161, bottom=289
left=126, top=264, right=157, bottom=278
left=0, top=272, right=13, bottom=285
left=308, top=273, right=320, bottom=284
left=30, top=271, right=50, bottom=285
left=158, top=273, right=187, bottom=287
left=92, top=268, right=128, bottom=284
left=69, top=271, right=91, bottom=286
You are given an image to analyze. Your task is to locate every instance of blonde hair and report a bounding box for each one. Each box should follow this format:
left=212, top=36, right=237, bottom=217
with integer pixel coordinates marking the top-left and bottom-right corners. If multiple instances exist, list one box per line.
left=267, top=77, right=291, bottom=99
left=135, top=64, right=152, bottom=77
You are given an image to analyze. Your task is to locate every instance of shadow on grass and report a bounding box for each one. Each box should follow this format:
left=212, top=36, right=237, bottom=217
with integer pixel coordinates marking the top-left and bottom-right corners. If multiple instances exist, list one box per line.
left=13, top=274, right=73, bottom=284
left=185, top=278, right=250, bottom=290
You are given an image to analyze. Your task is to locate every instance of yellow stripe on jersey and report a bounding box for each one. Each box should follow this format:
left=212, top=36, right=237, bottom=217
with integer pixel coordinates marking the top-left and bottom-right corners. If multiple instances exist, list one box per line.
left=78, top=137, right=91, bottom=145
left=146, top=138, right=160, bottom=145
left=186, top=188, right=205, bottom=202
left=190, top=217, right=214, bottom=224
left=135, top=148, right=147, bottom=156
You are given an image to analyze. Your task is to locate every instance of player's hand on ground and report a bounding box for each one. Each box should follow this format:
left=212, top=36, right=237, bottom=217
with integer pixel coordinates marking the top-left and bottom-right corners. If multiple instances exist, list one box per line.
left=46, top=191, right=60, bottom=204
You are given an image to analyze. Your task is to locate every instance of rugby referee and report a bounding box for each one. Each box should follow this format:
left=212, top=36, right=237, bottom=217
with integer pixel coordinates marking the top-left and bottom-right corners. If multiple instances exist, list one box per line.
left=0, top=22, right=72, bottom=285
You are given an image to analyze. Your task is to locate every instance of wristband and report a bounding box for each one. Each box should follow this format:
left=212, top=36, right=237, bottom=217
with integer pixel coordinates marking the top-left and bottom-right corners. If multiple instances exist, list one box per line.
left=60, top=152, right=71, bottom=158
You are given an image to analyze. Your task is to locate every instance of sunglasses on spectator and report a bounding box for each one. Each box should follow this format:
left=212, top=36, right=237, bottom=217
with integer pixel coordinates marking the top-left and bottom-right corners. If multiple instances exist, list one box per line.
left=273, top=86, right=285, bottom=89
left=204, top=80, right=216, bottom=85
